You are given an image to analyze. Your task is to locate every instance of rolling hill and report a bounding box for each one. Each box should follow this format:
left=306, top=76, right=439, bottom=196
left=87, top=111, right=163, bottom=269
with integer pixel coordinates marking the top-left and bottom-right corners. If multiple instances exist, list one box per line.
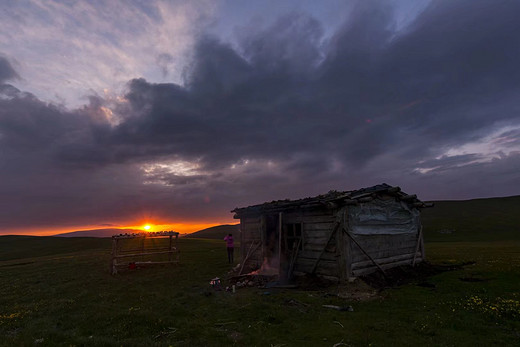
left=421, top=195, right=520, bottom=242
left=184, top=224, right=240, bottom=240
left=53, top=228, right=142, bottom=238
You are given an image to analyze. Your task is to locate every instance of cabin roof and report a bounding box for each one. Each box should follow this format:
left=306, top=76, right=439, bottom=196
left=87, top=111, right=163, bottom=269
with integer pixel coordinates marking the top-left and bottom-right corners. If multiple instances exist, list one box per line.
left=231, top=183, right=432, bottom=217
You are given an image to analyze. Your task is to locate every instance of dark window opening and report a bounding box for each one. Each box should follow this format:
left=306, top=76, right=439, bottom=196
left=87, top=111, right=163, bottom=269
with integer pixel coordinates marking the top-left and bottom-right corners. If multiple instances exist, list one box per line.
left=284, top=223, right=303, bottom=251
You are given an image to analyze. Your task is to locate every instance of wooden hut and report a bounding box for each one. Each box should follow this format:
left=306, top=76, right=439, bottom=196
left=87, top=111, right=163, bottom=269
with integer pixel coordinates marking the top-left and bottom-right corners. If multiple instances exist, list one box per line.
left=231, top=183, right=432, bottom=282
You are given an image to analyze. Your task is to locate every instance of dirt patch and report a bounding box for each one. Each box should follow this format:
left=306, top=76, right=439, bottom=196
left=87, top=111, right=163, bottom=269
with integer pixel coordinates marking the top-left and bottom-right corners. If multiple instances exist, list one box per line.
left=224, top=261, right=471, bottom=300
left=360, top=261, right=474, bottom=290
left=336, top=280, right=380, bottom=301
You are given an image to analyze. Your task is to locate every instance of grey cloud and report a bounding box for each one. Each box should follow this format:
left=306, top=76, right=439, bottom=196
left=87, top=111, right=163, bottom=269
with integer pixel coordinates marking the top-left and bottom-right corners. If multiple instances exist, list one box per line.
left=1, top=1, right=520, bottom=232
left=156, top=53, right=174, bottom=77
left=492, top=128, right=520, bottom=148
left=407, top=152, right=520, bottom=200
left=415, top=154, right=487, bottom=173
left=0, top=56, right=18, bottom=83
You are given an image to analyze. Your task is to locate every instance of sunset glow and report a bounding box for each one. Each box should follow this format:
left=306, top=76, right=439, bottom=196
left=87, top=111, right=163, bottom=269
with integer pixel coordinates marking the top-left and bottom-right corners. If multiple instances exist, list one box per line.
left=143, top=224, right=151, bottom=231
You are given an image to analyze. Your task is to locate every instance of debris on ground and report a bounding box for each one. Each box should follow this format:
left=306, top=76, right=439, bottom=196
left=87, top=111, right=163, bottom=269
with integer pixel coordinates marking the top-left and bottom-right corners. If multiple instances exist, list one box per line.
left=229, top=274, right=277, bottom=288
left=322, top=305, right=354, bottom=312
left=154, top=327, right=177, bottom=339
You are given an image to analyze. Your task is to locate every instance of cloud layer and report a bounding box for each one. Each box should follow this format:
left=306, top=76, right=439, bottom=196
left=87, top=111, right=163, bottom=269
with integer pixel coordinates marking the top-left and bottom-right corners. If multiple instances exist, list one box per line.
left=1, top=0, right=519, bottom=233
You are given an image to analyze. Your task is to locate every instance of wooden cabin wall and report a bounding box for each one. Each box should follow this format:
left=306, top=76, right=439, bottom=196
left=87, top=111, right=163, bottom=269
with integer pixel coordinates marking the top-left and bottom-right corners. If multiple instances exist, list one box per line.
left=347, top=201, right=423, bottom=277
left=237, top=197, right=425, bottom=280
left=348, top=233, right=422, bottom=276
left=240, top=216, right=263, bottom=270
left=286, top=208, right=340, bottom=279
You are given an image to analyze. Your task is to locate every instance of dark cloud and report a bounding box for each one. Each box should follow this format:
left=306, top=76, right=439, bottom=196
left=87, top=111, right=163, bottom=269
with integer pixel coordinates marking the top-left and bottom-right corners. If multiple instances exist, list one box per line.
left=0, top=56, right=18, bottom=83
left=1, top=0, right=520, bottom=232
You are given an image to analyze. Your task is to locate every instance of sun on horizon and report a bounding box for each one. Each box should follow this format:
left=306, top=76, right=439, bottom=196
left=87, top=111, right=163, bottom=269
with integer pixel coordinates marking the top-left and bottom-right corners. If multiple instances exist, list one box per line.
left=143, top=224, right=151, bottom=231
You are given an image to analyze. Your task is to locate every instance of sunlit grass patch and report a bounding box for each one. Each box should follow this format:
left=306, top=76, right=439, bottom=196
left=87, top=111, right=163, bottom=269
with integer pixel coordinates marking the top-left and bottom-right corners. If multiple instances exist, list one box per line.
left=459, top=294, right=520, bottom=320
left=0, top=311, right=24, bottom=321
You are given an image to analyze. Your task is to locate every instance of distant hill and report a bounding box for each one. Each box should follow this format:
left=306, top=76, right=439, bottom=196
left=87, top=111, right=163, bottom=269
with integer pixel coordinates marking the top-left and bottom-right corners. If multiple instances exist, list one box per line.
left=421, top=195, right=520, bottom=242
left=53, top=228, right=142, bottom=238
left=53, top=225, right=241, bottom=239
left=185, top=224, right=240, bottom=240
left=44, top=195, right=520, bottom=242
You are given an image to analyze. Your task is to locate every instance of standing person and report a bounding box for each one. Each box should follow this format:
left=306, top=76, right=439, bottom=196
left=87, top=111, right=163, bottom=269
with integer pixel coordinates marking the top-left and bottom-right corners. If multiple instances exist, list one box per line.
left=224, top=233, right=234, bottom=263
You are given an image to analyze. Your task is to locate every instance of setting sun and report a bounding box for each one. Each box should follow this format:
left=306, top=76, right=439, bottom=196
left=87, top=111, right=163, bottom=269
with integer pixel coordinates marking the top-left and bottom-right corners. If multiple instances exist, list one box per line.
left=143, top=224, right=151, bottom=231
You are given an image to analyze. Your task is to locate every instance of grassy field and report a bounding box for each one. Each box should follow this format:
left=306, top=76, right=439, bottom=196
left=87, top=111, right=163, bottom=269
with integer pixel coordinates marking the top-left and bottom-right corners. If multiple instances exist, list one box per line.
left=421, top=195, right=520, bottom=242
left=1, top=197, right=519, bottom=346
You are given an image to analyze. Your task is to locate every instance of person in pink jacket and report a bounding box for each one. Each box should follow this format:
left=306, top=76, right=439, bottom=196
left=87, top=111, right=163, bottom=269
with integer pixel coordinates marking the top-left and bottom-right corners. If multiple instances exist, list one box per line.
left=224, top=233, right=234, bottom=263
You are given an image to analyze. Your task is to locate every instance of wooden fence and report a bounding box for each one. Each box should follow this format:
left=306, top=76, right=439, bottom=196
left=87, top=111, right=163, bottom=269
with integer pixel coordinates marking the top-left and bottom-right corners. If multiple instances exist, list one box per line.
left=110, top=231, right=179, bottom=275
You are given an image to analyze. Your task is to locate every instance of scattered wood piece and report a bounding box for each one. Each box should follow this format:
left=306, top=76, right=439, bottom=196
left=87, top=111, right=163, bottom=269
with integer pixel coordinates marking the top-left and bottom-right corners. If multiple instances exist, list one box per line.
left=239, top=241, right=261, bottom=275
left=154, top=327, right=177, bottom=339
left=268, top=284, right=299, bottom=289
left=333, top=340, right=348, bottom=347
left=333, top=320, right=344, bottom=328
left=322, top=305, right=354, bottom=312
left=214, top=321, right=236, bottom=326
left=286, top=299, right=310, bottom=307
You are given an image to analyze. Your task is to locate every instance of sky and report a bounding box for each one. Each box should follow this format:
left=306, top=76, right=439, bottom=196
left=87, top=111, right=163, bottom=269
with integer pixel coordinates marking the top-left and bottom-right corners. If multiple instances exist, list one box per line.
left=1, top=0, right=519, bottom=236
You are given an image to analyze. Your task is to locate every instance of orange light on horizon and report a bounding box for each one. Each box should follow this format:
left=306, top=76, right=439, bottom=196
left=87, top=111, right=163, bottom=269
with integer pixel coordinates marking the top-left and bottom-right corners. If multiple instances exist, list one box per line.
left=2, top=218, right=237, bottom=237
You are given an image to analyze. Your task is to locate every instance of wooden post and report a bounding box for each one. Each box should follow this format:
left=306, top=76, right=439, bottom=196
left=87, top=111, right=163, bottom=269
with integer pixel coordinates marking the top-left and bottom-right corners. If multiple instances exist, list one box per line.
left=111, top=238, right=118, bottom=275
left=420, top=224, right=425, bottom=260
left=168, top=234, right=173, bottom=262
left=336, top=208, right=347, bottom=282
left=413, top=225, right=424, bottom=266
left=278, top=212, right=283, bottom=276
left=260, top=215, right=266, bottom=259
left=300, top=220, right=304, bottom=251
left=175, top=233, right=179, bottom=262
left=344, top=208, right=353, bottom=281
left=240, top=218, right=245, bottom=264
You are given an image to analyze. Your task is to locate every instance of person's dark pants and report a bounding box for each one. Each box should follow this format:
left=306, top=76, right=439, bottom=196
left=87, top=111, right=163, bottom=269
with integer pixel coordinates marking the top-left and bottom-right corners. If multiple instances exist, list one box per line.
left=227, top=247, right=234, bottom=263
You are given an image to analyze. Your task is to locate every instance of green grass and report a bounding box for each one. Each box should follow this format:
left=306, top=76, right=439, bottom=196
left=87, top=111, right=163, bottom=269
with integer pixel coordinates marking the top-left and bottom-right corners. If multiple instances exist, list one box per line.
left=1, top=237, right=519, bottom=346
left=1, top=196, right=520, bottom=346
left=421, top=195, right=520, bottom=242
left=0, top=235, right=108, bottom=261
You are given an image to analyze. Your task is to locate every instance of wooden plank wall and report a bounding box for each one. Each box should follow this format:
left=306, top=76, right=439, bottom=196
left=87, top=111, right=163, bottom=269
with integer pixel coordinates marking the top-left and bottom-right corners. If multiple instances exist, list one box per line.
left=240, top=216, right=263, bottom=269
left=349, top=228, right=421, bottom=277
left=239, top=203, right=423, bottom=280
left=292, top=210, right=339, bottom=279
